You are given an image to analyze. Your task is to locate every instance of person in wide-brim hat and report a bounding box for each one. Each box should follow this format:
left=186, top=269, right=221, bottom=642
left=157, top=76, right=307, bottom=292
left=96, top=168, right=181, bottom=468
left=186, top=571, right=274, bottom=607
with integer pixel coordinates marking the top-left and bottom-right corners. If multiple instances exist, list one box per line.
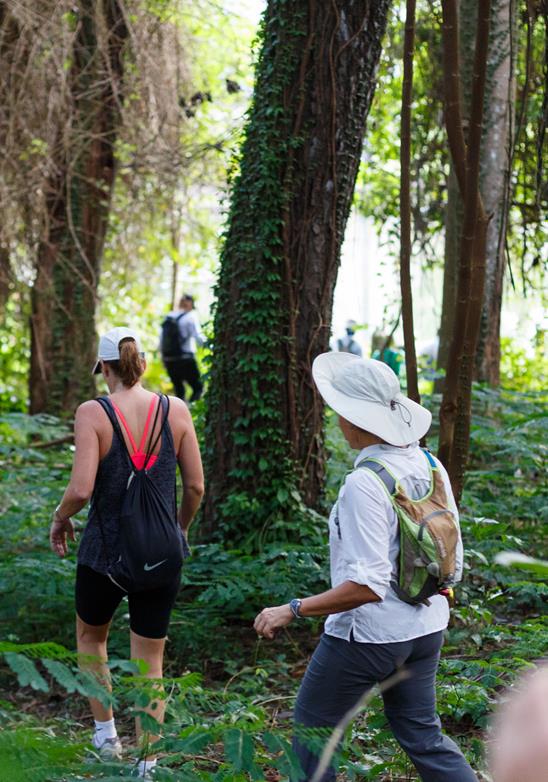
left=253, top=353, right=474, bottom=782
left=312, top=351, right=431, bottom=446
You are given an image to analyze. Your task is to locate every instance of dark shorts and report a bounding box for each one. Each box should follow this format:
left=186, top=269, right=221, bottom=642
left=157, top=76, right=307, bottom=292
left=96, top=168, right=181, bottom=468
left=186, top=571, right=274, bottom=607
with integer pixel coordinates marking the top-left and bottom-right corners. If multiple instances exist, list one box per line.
left=75, top=564, right=180, bottom=639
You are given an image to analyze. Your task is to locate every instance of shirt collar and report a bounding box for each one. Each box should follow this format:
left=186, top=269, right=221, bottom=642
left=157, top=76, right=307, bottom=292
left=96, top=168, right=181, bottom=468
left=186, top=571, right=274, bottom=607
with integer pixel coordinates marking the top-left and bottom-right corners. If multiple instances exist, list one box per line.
left=353, top=441, right=418, bottom=468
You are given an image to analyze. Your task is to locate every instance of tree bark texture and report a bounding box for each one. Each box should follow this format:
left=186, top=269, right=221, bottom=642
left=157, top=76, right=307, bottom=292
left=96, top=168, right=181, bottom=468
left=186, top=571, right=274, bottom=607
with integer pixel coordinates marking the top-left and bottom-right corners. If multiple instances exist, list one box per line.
left=204, top=0, right=391, bottom=539
left=29, top=0, right=128, bottom=415
left=437, top=0, right=515, bottom=390
left=475, top=0, right=516, bottom=384
left=400, top=0, right=420, bottom=405
left=438, top=0, right=491, bottom=502
left=436, top=167, right=462, bottom=393
left=0, top=1, right=18, bottom=322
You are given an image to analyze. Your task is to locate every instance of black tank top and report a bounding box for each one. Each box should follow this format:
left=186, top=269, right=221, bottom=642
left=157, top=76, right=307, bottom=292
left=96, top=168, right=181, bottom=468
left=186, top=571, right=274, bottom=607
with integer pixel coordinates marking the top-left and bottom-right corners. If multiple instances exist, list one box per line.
left=77, top=395, right=186, bottom=575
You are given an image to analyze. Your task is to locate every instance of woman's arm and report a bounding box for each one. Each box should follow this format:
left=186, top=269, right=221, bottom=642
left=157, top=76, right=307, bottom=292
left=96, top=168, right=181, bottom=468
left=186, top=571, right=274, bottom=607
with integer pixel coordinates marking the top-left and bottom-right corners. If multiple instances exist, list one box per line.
left=50, top=402, right=101, bottom=557
left=173, top=399, right=204, bottom=534
left=254, top=581, right=381, bottom=640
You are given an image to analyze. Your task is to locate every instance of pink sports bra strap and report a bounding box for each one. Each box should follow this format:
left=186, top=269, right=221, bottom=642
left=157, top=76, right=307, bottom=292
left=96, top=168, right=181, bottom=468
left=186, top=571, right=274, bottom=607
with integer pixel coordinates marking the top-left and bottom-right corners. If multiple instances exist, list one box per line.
left=110, top=396, right=159, bottom=456
left=109, top=400, right=139, bottom=454
left=138, top=396, right=159, bottom=452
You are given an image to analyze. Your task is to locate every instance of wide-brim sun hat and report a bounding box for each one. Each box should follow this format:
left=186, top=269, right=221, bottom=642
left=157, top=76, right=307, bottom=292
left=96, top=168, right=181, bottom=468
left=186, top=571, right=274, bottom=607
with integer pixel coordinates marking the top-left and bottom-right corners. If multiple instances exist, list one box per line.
left=312, top=352, right=431, bottom=446
left=92, top=326, right=144, bottom=375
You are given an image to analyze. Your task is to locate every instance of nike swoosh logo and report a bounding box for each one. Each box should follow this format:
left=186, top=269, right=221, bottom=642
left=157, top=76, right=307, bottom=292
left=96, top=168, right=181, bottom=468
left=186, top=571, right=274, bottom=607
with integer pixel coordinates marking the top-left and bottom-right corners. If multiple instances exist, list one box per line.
left=143, top=559, right=168, bottom=572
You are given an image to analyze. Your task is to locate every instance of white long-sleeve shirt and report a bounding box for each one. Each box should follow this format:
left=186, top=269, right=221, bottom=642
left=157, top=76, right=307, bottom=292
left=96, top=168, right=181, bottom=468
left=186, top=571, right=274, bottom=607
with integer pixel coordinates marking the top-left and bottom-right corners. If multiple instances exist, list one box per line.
left=324, top=441, right=463, bottom=644
left=161, top=309, right=204, bottom=357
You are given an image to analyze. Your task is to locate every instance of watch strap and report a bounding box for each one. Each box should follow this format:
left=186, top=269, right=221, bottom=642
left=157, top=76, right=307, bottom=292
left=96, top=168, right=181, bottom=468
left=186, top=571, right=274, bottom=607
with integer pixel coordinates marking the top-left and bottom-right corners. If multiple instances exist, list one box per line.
left=289, top=598, right=303, bottom=619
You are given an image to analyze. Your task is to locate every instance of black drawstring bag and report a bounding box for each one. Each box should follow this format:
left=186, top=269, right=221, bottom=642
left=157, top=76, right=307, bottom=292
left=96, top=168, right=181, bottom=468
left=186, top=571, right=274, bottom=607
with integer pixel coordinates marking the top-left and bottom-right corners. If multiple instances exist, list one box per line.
left=95, top=394, right=184, bottom=592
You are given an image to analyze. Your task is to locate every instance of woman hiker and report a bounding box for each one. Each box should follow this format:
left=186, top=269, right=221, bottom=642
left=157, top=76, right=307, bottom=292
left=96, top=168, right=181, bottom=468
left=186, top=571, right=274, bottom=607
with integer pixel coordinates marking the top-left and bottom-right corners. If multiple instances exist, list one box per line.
left=49, top=326, right=204, bottom=779
left=254, top=353, right=477, bottom=782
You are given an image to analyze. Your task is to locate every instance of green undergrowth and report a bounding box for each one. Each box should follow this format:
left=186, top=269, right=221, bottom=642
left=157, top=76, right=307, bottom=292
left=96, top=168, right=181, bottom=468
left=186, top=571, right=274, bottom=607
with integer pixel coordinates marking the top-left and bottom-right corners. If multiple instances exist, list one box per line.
left=0, top=387, right=546, bottom=780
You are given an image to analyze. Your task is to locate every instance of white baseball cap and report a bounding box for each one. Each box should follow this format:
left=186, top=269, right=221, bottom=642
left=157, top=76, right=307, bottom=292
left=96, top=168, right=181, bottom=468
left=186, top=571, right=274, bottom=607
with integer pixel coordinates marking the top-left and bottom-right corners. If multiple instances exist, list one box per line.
left=312, top=352, right=431, bottom=446
left=92, top=326, right=144, bottom=375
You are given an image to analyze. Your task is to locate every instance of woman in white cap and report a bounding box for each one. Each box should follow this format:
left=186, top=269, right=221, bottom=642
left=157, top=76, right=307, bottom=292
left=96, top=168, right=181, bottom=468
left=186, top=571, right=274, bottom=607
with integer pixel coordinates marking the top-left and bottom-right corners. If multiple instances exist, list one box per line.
left=254, top=353, right=477, bottom=782
left=49, top=327, right=204, bottom=779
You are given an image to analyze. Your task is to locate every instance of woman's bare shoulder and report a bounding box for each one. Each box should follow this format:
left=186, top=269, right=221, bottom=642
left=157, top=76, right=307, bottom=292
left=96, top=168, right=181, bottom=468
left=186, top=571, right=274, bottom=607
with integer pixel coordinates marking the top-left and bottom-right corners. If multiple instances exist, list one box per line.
left=166, top=395, right=192, bottom=420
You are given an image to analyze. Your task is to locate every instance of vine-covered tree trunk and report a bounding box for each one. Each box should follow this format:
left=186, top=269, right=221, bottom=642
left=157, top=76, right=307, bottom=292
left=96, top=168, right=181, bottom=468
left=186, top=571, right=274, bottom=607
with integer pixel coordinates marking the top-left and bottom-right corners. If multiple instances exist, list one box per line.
left=204, top=1, right=391, bottom=540
left=29, top=0, right=128, bottom=414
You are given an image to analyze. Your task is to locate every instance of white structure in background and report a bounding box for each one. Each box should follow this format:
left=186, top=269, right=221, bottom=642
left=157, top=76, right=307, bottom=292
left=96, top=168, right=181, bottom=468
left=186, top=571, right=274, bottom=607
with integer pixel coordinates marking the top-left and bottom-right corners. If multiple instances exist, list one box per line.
left=333, top=209, right=446, bottom=359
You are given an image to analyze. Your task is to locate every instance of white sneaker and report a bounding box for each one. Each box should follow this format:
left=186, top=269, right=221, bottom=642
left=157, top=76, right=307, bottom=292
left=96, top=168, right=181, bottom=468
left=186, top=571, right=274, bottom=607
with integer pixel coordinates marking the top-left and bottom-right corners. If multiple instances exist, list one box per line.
left=94, top=735, right=123, bottom=761
left=132, top=761, right=157, bottom=780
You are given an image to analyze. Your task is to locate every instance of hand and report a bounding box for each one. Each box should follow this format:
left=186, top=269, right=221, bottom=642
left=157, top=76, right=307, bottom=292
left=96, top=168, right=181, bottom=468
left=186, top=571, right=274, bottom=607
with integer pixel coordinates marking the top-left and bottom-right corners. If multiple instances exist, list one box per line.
left=50, top=515, right=75, bottom=557
left=254, top=604, right=294, bottom=640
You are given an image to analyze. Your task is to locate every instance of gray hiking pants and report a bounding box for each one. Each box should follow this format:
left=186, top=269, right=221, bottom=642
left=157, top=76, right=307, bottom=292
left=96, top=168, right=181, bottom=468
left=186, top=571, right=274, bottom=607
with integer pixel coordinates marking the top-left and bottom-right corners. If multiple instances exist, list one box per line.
left=293, top=631, right=478, bottom=782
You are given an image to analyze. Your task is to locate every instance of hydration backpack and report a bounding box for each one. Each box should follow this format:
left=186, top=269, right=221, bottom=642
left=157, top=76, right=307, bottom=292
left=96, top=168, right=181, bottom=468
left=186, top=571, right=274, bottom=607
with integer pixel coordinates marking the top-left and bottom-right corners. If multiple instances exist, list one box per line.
left=160, top=313, right=185, bottom=358
left=358, top=449, right=459, bottom=605
left=95, top=394, right=184, bottom=592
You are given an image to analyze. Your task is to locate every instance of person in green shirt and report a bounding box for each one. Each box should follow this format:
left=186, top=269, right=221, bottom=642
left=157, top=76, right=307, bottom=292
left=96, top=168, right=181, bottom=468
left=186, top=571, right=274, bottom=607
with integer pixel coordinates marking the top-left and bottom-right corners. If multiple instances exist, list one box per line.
left=372, top=335, right=403, bottom=376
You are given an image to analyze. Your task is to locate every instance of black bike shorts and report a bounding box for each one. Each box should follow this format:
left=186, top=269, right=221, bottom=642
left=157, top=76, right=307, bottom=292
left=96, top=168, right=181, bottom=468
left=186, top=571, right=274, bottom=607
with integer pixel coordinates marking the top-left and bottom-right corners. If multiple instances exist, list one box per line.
left=75, top=564, right=180, bottom=639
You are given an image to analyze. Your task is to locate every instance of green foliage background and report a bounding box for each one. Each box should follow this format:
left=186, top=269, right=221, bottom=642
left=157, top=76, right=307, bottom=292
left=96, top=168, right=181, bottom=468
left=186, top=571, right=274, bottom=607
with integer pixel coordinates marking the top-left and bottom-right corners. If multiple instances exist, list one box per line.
left=1, top=387, right=546, bottom=779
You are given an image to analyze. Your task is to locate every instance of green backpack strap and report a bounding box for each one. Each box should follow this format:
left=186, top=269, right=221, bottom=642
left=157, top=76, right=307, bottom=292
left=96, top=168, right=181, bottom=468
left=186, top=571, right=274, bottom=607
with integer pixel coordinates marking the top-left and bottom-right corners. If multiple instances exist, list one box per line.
left=356, top=453, right=439, bottom=607
left=356, top=458, right=397, bottom=496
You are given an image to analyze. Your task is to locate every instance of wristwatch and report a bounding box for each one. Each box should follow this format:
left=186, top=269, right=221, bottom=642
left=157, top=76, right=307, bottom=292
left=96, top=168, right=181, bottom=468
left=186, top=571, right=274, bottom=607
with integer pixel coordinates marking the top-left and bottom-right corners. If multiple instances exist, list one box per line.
left=289, top=598, right=303, bottom=619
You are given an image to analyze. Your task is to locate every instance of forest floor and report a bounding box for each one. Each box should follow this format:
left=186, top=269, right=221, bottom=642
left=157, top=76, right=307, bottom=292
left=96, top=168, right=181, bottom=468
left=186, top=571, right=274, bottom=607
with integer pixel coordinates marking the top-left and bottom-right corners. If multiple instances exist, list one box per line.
left=0, top=386, right=546, bottom=781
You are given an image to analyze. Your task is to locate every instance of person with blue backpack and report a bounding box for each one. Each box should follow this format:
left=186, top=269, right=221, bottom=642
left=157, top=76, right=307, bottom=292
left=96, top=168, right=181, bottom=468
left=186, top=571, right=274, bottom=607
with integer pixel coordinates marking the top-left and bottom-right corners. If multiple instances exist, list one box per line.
left=254, top=353, right=477, bottom=782
left=49, top=326, right=204, bottom=780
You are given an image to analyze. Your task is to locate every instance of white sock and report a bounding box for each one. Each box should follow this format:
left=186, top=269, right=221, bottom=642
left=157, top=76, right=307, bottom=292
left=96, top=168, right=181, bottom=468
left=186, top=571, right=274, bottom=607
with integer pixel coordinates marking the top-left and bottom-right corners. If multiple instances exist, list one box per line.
left=92, top=717, right=117, bottom=747
left=138, top=758, right=157, bottom=777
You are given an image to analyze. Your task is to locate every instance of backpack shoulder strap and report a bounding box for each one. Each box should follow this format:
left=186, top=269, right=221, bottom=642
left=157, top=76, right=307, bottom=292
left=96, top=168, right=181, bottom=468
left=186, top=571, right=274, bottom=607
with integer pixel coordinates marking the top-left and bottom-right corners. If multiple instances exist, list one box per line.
left=356, top=458, right=397, bottom=496
left=96, top=396, right=134, bottom=470
left=143, top=393, right=171, bottom=470
left=421, top=447, right=437, bottom=470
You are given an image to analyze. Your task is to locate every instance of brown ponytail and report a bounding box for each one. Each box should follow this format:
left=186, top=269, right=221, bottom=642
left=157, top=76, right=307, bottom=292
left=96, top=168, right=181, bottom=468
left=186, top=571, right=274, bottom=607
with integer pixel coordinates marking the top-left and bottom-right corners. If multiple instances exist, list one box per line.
left=104, top=338, right=144, bottom=387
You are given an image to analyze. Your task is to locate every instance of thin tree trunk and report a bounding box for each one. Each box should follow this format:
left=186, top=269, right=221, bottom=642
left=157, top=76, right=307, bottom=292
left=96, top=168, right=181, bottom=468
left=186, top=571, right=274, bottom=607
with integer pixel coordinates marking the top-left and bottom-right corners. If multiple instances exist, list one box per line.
left=438, top=0, right=491, bottom=502
left=203, top=1, right=392, bottom=539
left=0, top=2, right=18, bottom=322
left=400, top=0, right=420, bottom=404
left=0, top=244, right=10, bottom=320
left=436, top=167, right=462, bottom=394
left=29, top=0, right=128, bottom=415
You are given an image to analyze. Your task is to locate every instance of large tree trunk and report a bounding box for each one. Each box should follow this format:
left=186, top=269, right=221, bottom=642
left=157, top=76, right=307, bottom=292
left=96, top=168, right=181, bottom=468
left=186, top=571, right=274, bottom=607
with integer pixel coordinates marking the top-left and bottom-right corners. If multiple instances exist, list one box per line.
left=475, top=0, right=516, bottom=384
left=29, top=0, right=128, bottom=415
left=437, top=0, right=515, bottom=390
left=203, top=0, right=391, bottom=540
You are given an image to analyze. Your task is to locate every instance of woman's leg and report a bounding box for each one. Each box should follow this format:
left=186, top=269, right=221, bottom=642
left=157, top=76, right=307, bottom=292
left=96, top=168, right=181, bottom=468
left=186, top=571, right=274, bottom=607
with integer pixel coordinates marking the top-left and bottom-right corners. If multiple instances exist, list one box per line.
left=293, top=633, right=412, bottom=782
left=381, top=631, right=478, bottom=782
left=76, top=614, right=113, bottom=721
left=130, top=630, right=166, bottom=760
left=75, top=565, right=125, bottom=724
left=127, top=572, right=180, bottom=763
